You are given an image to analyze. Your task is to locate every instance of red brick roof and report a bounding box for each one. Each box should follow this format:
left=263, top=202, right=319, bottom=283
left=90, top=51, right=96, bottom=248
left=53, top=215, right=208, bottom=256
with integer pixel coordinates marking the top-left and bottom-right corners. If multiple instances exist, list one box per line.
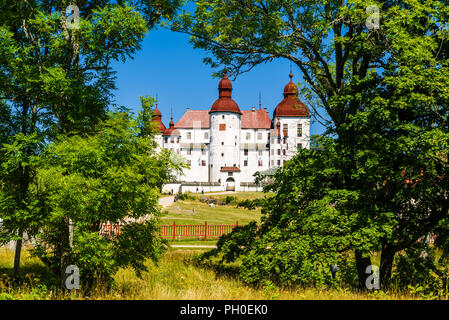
left=175, top=110, right=210, bottom=128
left=163, top=117, right=181, bottom=136
left=175, top=108, right=272, bottom=129
left=220, top=166, right=241, bottom=172
left=241, top=109, right=271, bottom=129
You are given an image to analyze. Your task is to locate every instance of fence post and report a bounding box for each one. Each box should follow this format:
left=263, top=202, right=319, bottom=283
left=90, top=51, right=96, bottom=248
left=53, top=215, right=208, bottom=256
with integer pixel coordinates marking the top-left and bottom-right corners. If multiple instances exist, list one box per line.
left=173, top=221, right=176, bottom=242
left=204, top=221, right=207, bottom=241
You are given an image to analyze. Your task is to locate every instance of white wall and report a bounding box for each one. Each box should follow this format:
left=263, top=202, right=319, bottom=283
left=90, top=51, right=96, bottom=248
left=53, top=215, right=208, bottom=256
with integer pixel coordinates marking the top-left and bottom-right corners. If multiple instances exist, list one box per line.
left=209, top=112, right=241, bottom=183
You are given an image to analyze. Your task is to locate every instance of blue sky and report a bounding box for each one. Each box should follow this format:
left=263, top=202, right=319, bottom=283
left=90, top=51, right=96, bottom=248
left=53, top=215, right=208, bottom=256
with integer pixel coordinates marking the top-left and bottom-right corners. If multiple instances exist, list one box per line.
left=111, top=26, right=325, bottom=136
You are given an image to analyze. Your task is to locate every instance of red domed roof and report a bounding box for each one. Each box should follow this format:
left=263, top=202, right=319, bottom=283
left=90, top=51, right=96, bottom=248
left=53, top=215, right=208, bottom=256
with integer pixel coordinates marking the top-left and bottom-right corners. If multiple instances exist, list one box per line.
left=152, top=107, right=166, bottom=133
left=273, top=73, right=310, bottom=118
left=153, top=107, right=162, bottom=116
left=210, top=67, right=241, bottom=114
left=163, top=117, right=180, bottom=136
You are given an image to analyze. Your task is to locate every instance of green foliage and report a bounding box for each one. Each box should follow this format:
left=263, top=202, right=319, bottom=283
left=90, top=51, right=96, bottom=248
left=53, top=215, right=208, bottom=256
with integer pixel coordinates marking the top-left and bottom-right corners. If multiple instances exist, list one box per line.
left=0, top=0, right=182, bottom=276
left=30, top=109, right=185, bottom=289
left=224, top=195, right=237, bottom=205
left=180, top=0, right=449, bottom=289
left=237, top=198, right=266, bottom=210
left=177, top=193, right=196, bottom=201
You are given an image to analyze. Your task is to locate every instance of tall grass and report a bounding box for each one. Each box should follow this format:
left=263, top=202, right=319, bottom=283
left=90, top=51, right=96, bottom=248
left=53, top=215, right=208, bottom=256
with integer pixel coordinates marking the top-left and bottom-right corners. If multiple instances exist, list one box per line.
left=0, top=247, right=415, bottom=300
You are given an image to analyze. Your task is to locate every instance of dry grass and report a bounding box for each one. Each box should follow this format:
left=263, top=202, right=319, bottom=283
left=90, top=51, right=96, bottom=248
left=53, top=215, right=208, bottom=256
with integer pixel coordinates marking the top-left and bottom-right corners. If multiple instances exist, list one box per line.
left=0, top=247, right=416, bottom=300
left=113, top=250, right=413, bottom=300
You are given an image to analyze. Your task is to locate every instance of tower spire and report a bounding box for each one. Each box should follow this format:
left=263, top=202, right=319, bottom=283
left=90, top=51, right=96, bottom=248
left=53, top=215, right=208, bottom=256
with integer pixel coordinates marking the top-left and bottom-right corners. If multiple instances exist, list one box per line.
left=156, top=93, right=158, bottom=108
left=259, top=92, right=262, bottom=110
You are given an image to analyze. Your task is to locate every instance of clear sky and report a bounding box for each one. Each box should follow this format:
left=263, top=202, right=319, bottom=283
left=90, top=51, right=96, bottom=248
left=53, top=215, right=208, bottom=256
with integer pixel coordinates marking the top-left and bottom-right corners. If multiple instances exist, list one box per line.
left=110, top=26, right=326, bottom=136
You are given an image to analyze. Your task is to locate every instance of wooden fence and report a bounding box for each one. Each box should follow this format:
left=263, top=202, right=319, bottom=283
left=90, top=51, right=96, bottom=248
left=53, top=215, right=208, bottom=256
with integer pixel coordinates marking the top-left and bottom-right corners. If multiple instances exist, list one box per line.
left=99, top=221, right=240, bottom=241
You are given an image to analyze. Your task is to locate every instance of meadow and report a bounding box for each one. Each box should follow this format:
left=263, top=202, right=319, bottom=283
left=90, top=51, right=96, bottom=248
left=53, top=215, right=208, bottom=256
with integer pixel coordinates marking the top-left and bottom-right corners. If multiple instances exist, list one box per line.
left=0, top=247, right=416, bottom=300
left=0, top=192, right=431, bottom=300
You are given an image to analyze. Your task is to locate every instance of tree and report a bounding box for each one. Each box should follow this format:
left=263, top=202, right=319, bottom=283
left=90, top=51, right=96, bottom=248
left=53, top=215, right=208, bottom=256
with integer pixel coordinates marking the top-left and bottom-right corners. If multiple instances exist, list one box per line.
left=176, top=0, right=449, bottom=288
left=32, top=105, right=186, bottom=289
left=0, top=0, right=181, bottom=276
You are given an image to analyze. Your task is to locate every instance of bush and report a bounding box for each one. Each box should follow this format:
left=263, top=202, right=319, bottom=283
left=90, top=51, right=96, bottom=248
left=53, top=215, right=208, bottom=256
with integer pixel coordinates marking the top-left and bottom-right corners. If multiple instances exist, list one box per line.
left=177, top=193, right=195, bottom=201
left=225, top=196, right=237, bottom=205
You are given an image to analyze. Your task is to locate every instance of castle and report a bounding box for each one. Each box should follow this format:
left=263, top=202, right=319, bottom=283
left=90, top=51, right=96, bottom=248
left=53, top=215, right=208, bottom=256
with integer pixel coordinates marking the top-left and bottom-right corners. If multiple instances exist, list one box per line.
left=152, top=69, right=311, bottom=193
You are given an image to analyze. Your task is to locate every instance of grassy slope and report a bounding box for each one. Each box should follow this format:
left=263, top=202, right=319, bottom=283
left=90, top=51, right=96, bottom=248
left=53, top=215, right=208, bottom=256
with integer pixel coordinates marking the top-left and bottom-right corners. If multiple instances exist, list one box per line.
left=162, top=200, right=261, bottom=225
left=160, top=192, right=271, bottom=225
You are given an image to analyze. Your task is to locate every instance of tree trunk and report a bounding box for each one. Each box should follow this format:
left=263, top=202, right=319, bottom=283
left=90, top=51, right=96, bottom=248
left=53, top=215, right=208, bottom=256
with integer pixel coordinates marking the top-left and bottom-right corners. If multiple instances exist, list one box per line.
left=380, top=246, right=396, bottom=289
left=355, top=250, right=372, bottom=290
left=13, top=232, right=24, bottom=277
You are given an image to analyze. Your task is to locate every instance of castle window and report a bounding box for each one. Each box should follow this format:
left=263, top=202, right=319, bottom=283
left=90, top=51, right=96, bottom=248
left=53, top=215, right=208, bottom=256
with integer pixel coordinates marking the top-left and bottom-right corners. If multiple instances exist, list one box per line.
left=297, top=143, right=303, bottom=149
left=219, top=123, right=226, bottom=131
left=258, top=160, right=263, bottom=167
left=221, top=153, right=224, bottom=157
left=222, top=115, right=225, bottom=119
left=228, top=172, right=233, bottom=177
left=283, top=123, right=288, bottom=132
left=187, top=132, right=192, bottom=139
left=283, top=149, right=286, bottom=156
left=277, top=160, right=280, bottom=166
left=257, top=132, right=262, bottom=140
left=170, top=137, right=174, bottom=143
left=271, top=160, right=274, bottom=166
left=244, top=160, right=248, bottom=166
left=221, top=141, right=224, bottom=146
left=202, top=160, right=206, bottom=166
left=297, top=124, right=302, bottom=137
left=164, top=137, right=168, bottom=143
left=277, top=149, right=281, bottom=155
left=246, top=132, right=251, bottom=140
left=277, top=137, right=281, bottom=144
left=177, top=137, right=180, bottom=143
left=244, top=149, right=248, bottom=156
left=271, top=149, right=274, bottom=156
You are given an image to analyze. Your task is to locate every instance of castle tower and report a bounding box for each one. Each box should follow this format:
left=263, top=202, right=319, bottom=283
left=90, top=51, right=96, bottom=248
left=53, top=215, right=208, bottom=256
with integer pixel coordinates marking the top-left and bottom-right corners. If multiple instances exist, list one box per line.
left=272, top=72, right=311, bottom=162
left=209, top=67, right=242, bottom=190
left=151, top=101, right=166, bottom=151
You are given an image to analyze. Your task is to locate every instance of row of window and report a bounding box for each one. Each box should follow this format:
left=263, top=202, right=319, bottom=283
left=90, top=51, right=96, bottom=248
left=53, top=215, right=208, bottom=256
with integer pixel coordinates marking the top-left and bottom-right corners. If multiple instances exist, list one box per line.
left=166, top=126, right=302, bottom=143
left=185, top=159, right=287, bottom=168
left=183, top=144, right=302, bottom=156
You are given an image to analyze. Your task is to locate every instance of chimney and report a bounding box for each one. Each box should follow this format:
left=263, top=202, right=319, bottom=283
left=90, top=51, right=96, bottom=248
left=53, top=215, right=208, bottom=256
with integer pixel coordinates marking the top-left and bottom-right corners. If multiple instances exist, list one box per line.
left=186, top=107, right=190, bottom=111
left=252, top=106, right=255, bottom=112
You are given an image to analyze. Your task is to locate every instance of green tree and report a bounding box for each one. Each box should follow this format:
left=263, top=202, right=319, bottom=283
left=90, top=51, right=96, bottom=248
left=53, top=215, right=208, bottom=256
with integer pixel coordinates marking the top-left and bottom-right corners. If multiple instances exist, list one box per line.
left=178, top=0, right=449, bottom=288
left=33, top=105, right=186, bottom=289
left=0, top=0, right=181, bottom=276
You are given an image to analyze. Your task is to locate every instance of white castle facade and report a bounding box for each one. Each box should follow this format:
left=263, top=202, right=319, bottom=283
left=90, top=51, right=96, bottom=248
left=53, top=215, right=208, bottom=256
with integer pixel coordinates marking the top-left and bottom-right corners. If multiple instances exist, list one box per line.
left=152, top=70, right=311, bottom=193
